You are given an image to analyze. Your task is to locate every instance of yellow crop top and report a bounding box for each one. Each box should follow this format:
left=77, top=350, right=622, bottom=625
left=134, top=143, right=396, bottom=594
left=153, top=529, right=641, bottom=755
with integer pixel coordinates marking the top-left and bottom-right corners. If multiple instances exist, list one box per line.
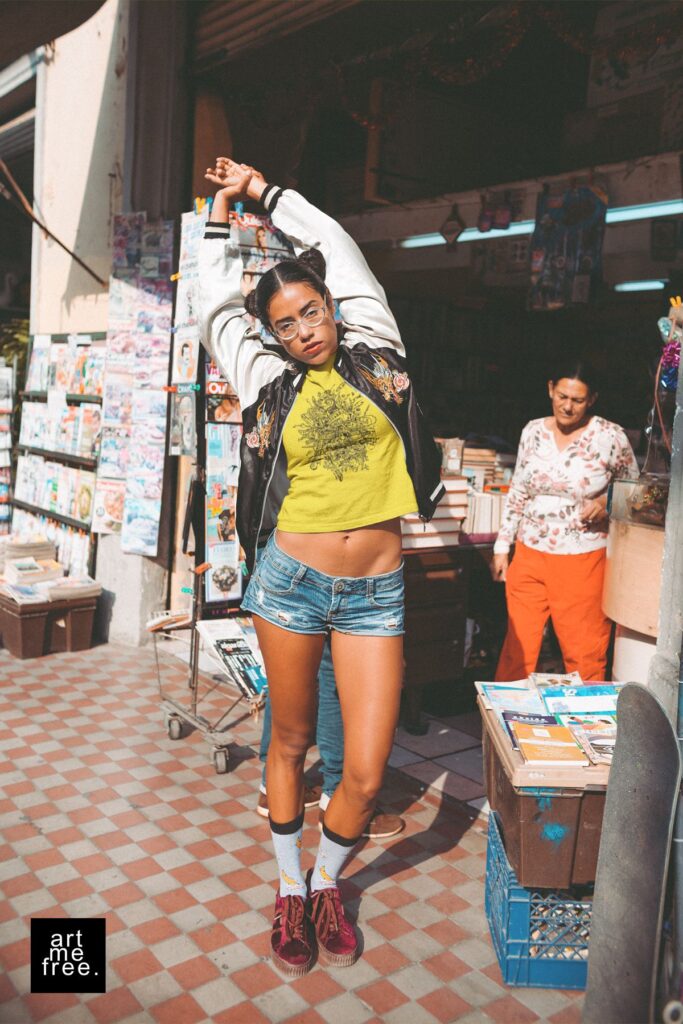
left=277, top=356, right=418, bottom=533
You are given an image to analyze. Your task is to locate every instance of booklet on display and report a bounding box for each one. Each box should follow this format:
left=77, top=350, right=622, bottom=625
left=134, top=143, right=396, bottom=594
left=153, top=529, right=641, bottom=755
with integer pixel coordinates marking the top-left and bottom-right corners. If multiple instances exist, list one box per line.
left=510, top=721, right=589, bottom=766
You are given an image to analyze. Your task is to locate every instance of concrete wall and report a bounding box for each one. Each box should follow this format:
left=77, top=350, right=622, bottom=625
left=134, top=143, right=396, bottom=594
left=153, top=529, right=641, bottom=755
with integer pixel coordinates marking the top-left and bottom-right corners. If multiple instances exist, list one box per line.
left=30, top=0, right=168, bottom=645
left=30, top=0, right=128, bottom=333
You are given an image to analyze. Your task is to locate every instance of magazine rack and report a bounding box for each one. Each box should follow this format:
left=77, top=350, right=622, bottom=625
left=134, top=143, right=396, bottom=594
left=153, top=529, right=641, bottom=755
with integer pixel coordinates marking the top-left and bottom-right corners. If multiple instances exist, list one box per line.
left=150, top=474, right=265, bottom=774
left=13, top=332, right=105, bottom=576
left=152, top=207, right=284, bottom=771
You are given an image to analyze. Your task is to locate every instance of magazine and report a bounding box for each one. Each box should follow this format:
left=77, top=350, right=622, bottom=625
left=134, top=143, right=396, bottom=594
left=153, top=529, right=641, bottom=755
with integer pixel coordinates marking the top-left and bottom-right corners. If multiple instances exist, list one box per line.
left=511, top=721, right=589, bottom=767
left=501, top=711, right=557, bottom=751
left=196, top=617, right=267, bottom=700
left=529, top=671, right=583, bottom=689
left=556, top=713, right=617, bottom=764
left=541, top=684, right=620, bottom=716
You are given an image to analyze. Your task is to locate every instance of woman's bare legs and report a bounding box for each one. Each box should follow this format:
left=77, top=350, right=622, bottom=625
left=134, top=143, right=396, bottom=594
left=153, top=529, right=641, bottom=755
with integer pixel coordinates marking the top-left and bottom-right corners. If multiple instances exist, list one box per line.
left=251, top=615, right=325, bottom=823
left=324, top=633, right=404, bottom=838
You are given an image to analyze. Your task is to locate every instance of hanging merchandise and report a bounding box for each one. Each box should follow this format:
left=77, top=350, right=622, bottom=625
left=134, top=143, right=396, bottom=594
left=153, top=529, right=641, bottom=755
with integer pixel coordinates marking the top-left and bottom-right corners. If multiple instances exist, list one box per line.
left=639, top=296, right=683, bottom=479
left=528, top=181, right=608, bottom=311
left=168, top=204, right=292, bottom=611
left=92, top=214, right=174, bottom=554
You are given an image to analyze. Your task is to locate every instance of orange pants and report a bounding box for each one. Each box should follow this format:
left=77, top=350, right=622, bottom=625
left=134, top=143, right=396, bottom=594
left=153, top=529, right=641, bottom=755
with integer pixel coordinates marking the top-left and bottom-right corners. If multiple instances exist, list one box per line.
left=495, top=543, right=611, bottom=682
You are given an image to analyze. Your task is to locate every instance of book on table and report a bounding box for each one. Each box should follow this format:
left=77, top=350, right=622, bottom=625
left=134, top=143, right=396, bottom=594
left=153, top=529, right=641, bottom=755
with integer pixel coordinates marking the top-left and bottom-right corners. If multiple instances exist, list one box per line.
left=510, top=720, right=589, bottom=766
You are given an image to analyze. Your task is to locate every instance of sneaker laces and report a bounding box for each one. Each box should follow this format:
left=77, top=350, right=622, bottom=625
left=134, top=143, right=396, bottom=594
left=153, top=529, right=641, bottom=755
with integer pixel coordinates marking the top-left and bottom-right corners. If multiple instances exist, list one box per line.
left=282, top=895, right=306, bottom=943
left=311, top=887, right=341, bottom=939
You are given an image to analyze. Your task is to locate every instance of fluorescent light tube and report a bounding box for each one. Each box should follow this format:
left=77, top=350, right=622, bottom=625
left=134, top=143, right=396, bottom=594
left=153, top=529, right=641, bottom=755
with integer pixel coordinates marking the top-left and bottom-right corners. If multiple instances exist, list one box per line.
left=614, top=279, right=667, bottom=292
left=398, top=198, right=683, bottom=249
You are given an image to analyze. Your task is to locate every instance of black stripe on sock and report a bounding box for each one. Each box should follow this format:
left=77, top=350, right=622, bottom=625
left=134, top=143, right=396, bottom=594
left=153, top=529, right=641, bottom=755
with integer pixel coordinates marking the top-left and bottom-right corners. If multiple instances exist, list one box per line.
left=322, top=822, right=359, bottom=848
left=269, top=811, right=305, bottom=835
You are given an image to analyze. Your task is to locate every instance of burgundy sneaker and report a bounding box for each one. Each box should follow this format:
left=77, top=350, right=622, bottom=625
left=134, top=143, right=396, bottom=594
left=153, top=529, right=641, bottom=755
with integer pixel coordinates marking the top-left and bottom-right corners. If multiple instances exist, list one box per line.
left=270, top=892, right=314, bottom=977
left=306, top=870, right=359, bottom=967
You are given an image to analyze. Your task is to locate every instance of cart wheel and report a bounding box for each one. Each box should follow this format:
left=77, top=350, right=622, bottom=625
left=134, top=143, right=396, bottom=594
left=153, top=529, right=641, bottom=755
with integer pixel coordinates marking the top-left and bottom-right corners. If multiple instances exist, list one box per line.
left=663, top=1003, right=683, bottom=1024
left=213, top=748, right=229, bottom=774
left=168, top=716, right=183, bottom=740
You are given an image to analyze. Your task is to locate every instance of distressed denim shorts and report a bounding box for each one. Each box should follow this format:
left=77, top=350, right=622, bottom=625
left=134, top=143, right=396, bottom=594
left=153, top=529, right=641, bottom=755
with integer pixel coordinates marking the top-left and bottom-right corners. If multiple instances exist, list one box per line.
left=241, top=532, right=405, bottom=636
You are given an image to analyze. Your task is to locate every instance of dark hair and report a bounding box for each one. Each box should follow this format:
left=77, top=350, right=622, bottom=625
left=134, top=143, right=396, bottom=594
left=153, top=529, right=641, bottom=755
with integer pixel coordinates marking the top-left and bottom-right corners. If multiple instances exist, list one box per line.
left=244, top=249, right=327, bottom=326
left=549, top=359, right=600, bottom=394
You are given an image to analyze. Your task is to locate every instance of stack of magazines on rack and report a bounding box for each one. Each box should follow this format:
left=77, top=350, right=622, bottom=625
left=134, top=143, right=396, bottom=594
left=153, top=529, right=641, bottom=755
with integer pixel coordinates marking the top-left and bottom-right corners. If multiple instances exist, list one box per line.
left=476, top=673, right=618, bottom=767
left=196, top=616, right=267, bottom=706
left=0, top=538, right=101, bottom=605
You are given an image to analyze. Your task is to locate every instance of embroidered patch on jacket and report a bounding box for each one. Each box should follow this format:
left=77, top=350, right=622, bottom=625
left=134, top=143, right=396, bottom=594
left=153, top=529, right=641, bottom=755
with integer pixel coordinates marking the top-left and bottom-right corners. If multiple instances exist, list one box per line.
left=359, top=354, right=410, bottom=404
left=297, top=385, right=378, bottom=482
left=245, top=402, right=275, bottom=457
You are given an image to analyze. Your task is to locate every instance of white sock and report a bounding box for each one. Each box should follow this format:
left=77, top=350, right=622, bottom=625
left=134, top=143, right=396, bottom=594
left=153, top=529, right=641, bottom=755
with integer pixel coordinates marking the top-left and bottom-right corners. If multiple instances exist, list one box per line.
left=270, top=812, right=307, bottom=898
left=310, top=822, right=359, bottom=892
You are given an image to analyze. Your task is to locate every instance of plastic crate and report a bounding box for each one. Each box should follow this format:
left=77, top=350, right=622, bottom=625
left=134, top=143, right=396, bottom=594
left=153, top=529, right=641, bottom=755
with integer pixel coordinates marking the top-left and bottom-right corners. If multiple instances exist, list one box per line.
left=485, top=811, right=591, bottom=989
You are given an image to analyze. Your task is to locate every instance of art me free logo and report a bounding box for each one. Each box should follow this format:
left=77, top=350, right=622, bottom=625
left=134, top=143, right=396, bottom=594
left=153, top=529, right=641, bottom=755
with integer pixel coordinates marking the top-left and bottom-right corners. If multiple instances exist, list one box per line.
left=31, top=918, right=106, bottom=993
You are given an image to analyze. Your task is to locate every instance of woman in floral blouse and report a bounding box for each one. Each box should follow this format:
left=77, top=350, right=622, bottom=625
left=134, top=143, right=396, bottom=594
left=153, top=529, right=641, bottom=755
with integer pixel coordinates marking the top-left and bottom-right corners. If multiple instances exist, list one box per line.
left=492, top=361, right=638, bottom=681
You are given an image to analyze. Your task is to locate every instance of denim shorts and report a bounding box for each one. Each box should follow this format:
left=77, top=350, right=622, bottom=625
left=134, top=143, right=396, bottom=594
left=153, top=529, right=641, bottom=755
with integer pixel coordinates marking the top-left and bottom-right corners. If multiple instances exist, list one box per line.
left=241, top=532, right=405, bottom=636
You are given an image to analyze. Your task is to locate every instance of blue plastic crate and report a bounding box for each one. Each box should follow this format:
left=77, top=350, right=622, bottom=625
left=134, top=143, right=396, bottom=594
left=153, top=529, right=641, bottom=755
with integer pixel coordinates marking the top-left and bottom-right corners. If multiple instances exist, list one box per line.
left=485, top=811, right=591, bottom=989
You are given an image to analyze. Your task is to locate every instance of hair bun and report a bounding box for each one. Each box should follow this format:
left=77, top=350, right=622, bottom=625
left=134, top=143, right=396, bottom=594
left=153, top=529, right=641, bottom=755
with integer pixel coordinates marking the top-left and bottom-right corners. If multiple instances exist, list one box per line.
left=244, top=291, right=259, bottom=317
left=297, top=248, right=326, bottom=282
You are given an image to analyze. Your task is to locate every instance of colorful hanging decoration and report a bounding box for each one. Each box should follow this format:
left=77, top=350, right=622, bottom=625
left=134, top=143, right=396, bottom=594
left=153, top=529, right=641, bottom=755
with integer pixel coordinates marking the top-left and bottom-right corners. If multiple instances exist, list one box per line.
left=528, top=181, right=608, bottom=311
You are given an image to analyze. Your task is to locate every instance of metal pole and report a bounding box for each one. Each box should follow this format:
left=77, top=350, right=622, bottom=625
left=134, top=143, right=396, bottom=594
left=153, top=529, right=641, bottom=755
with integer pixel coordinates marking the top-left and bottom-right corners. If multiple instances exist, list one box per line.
left=648, top=338, right=683, bottom=722
left=647, top=321, right=683, bottom=1011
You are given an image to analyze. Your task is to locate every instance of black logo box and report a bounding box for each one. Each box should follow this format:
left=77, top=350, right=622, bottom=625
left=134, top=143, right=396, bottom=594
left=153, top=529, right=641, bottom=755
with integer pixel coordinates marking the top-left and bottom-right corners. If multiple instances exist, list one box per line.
left=31, top=918, right=106, bottom=994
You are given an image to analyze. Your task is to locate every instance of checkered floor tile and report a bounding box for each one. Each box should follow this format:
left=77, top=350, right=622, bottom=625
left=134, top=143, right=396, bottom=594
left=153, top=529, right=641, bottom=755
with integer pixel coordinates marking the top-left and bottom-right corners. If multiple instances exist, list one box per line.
left=0, top=642, right=584, bottom=1023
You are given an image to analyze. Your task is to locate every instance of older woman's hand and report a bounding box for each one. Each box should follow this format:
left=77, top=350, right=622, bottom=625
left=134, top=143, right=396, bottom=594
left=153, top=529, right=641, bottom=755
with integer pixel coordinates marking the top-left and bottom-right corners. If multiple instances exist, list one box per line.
left=491, top=553, right=509, bottom=582
left=579, top=498, right=608, bottom=528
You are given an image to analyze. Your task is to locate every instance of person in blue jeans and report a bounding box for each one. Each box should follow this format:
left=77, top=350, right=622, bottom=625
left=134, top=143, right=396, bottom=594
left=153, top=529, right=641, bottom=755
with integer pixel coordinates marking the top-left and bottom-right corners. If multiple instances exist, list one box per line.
left=257, top=637, right=403, bottom=840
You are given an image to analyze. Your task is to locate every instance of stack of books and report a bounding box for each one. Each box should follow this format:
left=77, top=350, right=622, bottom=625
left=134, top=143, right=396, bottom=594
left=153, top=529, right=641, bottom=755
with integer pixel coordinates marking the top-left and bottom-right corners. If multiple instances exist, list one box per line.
left=401, top=477, right=468, bottom=549
left=41, top=575, right=101, bottom=601
left=462, top=491, right=506, bottom=538
left=0, top=572, right=101, bottom=605
left=462, top=447, right=497, bottom=490
left=5, top=558, right=65, bottom=585
left=0, top=537, right=57, bottom=573
left=494, top=452, right=516, bottom=485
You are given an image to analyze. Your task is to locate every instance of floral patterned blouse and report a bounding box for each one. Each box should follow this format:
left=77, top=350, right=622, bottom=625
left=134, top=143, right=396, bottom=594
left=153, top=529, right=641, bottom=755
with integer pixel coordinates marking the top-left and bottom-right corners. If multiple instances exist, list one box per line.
left=494, top=416, right=639, bottom=555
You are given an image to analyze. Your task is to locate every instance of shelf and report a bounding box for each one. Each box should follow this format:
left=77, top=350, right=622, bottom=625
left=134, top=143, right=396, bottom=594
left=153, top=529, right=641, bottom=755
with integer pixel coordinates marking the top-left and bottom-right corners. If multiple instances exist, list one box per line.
left=11, top=498, right=91, bottom=531
left=20, top=391, right=103, bottom=405
left=15, top=445, right=98, bottom=469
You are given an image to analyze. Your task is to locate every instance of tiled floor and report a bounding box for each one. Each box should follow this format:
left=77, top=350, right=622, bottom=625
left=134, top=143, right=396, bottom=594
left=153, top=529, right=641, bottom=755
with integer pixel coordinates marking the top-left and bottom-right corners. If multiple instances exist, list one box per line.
left=0, top=643, right=583, bottom=1023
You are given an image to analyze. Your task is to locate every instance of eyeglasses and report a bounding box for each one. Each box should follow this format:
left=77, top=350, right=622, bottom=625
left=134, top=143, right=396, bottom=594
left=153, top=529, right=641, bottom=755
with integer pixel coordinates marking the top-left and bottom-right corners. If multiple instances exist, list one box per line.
left=273, top=305, right=327, bottom=342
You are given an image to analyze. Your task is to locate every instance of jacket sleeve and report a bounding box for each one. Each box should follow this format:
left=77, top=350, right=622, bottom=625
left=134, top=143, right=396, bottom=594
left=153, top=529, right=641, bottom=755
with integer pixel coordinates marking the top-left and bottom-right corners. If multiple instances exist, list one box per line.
left=260, top=185, right=405, bottom=357
left=197, top=220, right=284, bottom=406
left=494, top=424, right=532, bottom=555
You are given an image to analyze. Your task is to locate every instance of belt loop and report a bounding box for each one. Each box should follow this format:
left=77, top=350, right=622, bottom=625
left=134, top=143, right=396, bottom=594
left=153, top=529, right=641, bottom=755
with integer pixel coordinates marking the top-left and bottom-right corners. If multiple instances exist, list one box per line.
left=366, top=577, right=373, bottom=599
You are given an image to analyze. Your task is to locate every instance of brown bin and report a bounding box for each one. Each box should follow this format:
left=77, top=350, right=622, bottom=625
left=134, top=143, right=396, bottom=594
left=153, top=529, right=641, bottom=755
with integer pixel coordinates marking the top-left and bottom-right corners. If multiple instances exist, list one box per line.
left=0, top=595, right=97, bottom=659
left=481, top=704, right=607, bottom=889
left=483, top=727, right=605, bottom=888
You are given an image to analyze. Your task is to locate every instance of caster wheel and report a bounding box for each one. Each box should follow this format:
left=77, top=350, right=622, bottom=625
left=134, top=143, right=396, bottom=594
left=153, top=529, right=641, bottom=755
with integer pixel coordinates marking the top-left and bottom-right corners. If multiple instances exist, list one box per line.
left=213, top=748, right=229, bottom=774
left=664, top=1003, right=683, bottom=1024
left=168, top=716, right=183, bottom=740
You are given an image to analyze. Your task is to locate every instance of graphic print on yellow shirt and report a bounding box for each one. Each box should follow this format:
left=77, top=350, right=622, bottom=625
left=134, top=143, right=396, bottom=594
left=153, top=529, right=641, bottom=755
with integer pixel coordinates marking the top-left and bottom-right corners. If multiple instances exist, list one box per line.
left=277, top=357, right=418, bottom=532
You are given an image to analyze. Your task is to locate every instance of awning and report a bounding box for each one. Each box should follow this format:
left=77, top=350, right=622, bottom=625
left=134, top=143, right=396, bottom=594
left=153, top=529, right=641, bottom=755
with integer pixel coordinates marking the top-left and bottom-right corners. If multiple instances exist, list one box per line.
left=194, top=0, right=359, bottom=68
left=0, top=1, right=106, bottom=70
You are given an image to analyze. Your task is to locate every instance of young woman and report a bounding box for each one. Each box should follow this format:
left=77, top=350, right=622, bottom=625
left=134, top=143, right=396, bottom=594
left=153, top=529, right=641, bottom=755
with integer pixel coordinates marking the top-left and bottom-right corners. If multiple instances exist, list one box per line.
left=199, top=158, right=444, bottom=976
left=491, top=361, right=638, bottom=681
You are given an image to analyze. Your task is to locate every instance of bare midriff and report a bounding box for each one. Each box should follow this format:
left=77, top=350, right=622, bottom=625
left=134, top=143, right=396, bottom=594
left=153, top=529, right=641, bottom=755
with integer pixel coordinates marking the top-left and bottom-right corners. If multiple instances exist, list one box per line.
left=275, top=518, right=403, bottom=578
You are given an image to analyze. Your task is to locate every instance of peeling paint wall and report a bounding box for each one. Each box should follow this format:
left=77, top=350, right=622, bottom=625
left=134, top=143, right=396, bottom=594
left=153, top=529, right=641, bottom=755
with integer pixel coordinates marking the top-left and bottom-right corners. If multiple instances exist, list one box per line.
left=31, top=0, right=129, bottom=334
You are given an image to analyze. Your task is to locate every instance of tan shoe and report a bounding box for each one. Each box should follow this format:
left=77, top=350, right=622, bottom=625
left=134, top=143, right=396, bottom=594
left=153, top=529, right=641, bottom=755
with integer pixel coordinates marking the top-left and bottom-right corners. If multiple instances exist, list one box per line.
left=318, top=806, right=405, bottom=840
left=257, top=785, right=322, bottom=819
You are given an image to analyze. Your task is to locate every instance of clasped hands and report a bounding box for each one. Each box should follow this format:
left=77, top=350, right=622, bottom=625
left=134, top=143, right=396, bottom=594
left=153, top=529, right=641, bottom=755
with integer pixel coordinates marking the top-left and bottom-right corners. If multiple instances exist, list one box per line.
left=205, top=157, right=266, bottom=202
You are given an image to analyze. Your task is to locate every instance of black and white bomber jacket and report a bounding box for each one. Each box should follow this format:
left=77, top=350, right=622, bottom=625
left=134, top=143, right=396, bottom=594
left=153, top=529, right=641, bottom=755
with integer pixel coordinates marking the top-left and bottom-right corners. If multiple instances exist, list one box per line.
left=198, top=185, right=445, bottom=572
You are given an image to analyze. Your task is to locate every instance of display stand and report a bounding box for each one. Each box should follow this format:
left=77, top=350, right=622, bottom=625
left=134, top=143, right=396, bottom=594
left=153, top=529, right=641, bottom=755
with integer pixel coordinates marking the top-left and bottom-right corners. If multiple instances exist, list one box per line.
left=12, top=332, right=105, bottom=576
